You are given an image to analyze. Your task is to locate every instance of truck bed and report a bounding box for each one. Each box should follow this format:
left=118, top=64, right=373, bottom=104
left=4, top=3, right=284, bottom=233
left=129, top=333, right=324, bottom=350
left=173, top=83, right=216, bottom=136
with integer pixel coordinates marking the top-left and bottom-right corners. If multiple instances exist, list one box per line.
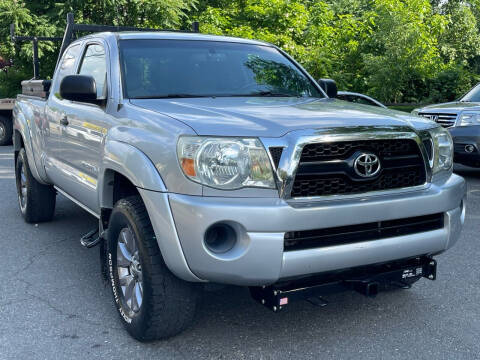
left=0, top=99, right=15, bottom=110
left=20, top=79, right=51, bottom=99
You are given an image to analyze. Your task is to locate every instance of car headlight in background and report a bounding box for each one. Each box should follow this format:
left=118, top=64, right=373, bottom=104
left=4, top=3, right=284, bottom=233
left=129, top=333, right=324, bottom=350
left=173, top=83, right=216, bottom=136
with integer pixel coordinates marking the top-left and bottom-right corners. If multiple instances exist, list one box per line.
left=177, top=136, right=276, bottom=190
left=429, top=126, right=453, bottom=174
left=459, top=113, right=480, bottom=126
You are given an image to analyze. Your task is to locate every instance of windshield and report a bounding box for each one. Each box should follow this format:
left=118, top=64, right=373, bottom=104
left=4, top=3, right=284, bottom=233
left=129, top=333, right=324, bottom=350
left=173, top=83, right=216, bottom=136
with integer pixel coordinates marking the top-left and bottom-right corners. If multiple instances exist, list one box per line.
left=119, top=39, right=323, bottom=99
left=461, top=83, right=480, bottom=102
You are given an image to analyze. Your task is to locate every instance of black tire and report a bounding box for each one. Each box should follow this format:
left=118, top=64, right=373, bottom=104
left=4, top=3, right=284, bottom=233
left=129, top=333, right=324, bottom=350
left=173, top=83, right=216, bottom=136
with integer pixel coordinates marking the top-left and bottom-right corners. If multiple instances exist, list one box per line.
left=0, top=115, right=12, bottom=146
left=107, top=195, right=199, bottom=341
left=15, top=148, right=56, bottom=223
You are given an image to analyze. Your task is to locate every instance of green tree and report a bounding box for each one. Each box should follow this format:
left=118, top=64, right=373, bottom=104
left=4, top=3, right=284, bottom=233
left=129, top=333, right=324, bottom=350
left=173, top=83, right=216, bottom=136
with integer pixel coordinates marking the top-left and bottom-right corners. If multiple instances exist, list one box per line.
left=2, top=0, right=480, bottom=104
left=0, top=0, right=197, bottom=97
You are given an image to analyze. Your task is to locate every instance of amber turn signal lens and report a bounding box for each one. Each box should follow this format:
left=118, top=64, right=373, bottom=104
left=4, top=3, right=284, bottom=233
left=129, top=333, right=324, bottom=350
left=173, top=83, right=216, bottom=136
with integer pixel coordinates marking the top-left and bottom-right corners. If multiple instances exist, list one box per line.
left=181, top=158, right=196, bottom=177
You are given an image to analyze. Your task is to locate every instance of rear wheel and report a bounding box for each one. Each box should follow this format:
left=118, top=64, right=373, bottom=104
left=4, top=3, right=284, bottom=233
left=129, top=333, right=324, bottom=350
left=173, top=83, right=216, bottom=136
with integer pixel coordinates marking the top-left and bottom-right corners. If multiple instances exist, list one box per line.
left=107, top=196, right=199, bottom=341
left=15, top=148, right=56, bottom=223
left=0, top=115, right=12, bottom=146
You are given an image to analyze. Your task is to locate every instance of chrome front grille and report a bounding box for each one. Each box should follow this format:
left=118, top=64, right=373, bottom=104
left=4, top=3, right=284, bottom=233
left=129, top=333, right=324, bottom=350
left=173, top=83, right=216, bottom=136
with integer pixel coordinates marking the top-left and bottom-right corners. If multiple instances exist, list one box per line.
left=261, top=126, right=431, bottom=200
left=418, top=113, right=457, bottom=128
left=289, top=139, right=426, bottom=198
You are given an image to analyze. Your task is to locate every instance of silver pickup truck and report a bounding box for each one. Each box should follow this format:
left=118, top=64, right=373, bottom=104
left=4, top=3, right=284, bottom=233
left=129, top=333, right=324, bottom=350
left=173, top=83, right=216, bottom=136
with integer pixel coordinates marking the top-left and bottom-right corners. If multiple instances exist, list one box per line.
left=13, top=29, right=466, bottom=341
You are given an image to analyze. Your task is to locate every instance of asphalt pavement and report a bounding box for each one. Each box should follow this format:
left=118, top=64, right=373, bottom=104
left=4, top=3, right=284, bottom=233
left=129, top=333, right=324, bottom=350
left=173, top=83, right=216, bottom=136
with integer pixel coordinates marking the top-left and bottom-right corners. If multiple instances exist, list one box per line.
left=0, top=145, right=479, bottom=359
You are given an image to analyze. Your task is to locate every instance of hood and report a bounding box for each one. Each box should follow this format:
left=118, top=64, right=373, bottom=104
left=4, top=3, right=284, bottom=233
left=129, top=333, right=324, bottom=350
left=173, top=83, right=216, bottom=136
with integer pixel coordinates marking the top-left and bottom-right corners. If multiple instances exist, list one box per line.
left=130, top=97, right=436, bottom=137
left=418, top=101, right=480, bottom=114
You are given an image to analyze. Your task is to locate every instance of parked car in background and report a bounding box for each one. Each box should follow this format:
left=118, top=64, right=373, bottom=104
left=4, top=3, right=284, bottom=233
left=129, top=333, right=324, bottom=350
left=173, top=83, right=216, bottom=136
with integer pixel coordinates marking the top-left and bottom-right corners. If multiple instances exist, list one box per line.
left=337, top=91, right=387, bottom=108
left=316, top=80, right=386, bottom=109
left=0, top=98, right=14, bottom=145
left=414, top=83, right=480, bottom=167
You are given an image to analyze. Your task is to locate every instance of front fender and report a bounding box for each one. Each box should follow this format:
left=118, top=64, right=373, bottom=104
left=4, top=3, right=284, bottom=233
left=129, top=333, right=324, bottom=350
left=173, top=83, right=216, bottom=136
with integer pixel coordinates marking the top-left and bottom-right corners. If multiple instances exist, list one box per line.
left=99, top=140, right=167, bottom=208
left=99, top=139, right=202, bottom=282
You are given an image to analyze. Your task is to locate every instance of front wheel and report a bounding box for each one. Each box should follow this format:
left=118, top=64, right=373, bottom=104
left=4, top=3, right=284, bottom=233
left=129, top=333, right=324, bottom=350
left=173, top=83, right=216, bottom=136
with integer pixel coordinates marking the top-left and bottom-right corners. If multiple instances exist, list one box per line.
left=107, top=196, right=199, bottom=341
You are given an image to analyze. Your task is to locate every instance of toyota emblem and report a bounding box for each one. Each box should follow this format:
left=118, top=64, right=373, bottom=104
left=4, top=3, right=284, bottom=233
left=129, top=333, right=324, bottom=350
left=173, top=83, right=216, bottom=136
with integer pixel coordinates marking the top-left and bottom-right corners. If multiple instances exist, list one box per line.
left=354, top=153, right=381, bottom=178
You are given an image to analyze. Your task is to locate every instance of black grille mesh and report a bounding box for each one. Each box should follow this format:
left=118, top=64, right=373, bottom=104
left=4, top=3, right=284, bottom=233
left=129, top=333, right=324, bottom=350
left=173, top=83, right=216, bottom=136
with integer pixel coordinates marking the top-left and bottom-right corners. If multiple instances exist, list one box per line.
left=300, top=140, right=415, bottom=162
left=291, top=139, right=426, bottom=198
left=292, top=169, right=424, bottom=197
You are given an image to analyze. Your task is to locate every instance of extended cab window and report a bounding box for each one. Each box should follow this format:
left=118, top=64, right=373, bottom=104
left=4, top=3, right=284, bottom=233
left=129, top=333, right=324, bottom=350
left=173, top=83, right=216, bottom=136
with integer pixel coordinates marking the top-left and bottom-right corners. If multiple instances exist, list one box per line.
left=119, top=40, right=323, bottom=99
left=78, top=44, right=107, bottom=98
left=52, top=44, right=81, bottom=96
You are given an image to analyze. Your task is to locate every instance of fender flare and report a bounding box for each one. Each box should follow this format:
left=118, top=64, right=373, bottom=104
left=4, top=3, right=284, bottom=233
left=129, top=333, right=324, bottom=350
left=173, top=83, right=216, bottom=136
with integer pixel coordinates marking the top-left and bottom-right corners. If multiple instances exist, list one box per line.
left=13, top=112, right=49, bottom=184
left=99, top=140, right=202, bottom=282
left=98, top=140, right=167, bottom=209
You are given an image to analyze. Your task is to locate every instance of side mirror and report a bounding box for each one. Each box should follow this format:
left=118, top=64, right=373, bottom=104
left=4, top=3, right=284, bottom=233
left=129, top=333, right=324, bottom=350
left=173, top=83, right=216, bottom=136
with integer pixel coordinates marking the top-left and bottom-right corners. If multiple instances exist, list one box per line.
left=60, top=75, right=97, bottom=102
left=317, top=78, right=338, bottom=98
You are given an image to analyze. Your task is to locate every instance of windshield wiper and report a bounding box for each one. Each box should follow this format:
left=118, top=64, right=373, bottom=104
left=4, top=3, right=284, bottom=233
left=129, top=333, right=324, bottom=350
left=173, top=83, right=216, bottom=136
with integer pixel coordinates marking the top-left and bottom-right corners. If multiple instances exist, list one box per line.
left=246, top=90, right=301, bottom=97
left=131, top=91, right=303, bottom=99
left=131, top=94, right=213, bottom=99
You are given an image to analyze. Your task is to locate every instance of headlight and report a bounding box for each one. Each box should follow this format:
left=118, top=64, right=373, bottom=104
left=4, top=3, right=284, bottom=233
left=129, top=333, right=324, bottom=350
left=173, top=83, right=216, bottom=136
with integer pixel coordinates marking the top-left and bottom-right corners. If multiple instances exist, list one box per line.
left=177, top=136, right=276, bottom=190
left=459, top=113, right=480, bottom=126
left=429, top=126, right=453, bottom=174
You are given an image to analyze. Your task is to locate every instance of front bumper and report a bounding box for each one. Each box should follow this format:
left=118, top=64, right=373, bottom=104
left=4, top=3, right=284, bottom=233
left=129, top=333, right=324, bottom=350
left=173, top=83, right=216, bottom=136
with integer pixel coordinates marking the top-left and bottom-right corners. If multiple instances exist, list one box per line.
left=140, top=174, right=466, bottom=286
left=449, top=126, right=480, bottom=166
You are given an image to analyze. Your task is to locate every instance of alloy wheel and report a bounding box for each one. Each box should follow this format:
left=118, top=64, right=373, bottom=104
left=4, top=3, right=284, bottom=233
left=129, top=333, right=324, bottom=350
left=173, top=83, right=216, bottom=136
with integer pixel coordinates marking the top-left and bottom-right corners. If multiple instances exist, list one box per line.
left=116, top=227, right=143, bottom=315
left=18, top=162, right=27, bottom=212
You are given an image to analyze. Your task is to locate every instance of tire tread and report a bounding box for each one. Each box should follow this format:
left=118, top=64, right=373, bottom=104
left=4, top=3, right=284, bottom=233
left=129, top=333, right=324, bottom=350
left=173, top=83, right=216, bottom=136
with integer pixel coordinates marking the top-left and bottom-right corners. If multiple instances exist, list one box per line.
left=16, top=148, right=56, bottom=223
left=111, top=196, right=198, bottom=341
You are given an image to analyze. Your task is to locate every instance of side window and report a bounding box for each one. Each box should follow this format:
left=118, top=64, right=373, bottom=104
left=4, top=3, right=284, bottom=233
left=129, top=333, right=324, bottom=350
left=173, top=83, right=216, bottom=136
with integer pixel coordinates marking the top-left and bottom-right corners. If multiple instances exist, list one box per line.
left=52, top=44, right=81, bottom=96
left=78, top=44, right=107, bottom=98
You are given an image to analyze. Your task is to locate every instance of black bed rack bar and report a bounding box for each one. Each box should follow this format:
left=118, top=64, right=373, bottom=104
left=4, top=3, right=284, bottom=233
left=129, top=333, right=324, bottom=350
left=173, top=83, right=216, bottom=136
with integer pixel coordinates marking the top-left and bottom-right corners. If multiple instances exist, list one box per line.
left=10, top=24, right=63, bottom=79
left=10, top=12, right=200, bottom=79
left=57, top=13, right=200, bottom=71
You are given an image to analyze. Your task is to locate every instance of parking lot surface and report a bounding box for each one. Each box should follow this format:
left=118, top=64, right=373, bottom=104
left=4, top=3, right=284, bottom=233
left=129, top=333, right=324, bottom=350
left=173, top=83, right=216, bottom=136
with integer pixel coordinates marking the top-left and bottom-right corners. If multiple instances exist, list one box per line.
left=0, top=145, right=479, bottom=359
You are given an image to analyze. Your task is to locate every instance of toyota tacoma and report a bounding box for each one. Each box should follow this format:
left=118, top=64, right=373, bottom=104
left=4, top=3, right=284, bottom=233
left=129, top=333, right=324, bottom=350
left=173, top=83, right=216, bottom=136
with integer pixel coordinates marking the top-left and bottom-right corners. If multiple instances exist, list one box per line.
left=12, top=16, right=466, bottom=341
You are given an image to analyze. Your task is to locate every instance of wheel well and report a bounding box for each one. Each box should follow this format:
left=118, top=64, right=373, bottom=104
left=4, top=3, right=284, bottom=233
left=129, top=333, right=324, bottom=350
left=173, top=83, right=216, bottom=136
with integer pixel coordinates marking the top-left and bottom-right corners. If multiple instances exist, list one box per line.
left=14, top=130, right=24, bottom=162
left=101, top=170, right=139, bottom=227
left=113, top=172, right=139, bottom=205
left=99, top=170, right=142, bottom=280
left=102, top=170, right=139, bottom=208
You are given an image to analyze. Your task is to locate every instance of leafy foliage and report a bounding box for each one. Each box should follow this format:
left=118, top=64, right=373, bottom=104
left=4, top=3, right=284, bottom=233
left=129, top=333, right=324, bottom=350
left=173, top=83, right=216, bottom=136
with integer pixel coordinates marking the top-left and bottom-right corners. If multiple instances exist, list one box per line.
left=195, top=0, right=480, bottom=103
left=1, top=0, right=480, bottom=104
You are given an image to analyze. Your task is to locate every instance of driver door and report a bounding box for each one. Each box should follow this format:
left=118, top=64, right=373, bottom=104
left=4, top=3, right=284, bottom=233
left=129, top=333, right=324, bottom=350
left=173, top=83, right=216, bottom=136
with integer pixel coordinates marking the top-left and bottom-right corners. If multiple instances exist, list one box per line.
left=49, top=40, right=114, bottom=213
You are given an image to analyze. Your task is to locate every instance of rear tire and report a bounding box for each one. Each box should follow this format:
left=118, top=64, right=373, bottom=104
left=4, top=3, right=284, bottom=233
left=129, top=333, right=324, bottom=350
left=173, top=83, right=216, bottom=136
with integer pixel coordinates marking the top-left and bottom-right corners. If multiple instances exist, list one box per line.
left=0, top=115, right=12, bottom=146
left=15, top=148, right=56, bottom=223
left=107, top=195, right=199, bottom=341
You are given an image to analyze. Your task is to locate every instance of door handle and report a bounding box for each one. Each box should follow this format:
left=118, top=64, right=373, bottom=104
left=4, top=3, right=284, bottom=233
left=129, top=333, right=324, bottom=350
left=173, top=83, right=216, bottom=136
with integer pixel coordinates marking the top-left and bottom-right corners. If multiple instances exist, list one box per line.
left=60, top=116, right=69, bottom=126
